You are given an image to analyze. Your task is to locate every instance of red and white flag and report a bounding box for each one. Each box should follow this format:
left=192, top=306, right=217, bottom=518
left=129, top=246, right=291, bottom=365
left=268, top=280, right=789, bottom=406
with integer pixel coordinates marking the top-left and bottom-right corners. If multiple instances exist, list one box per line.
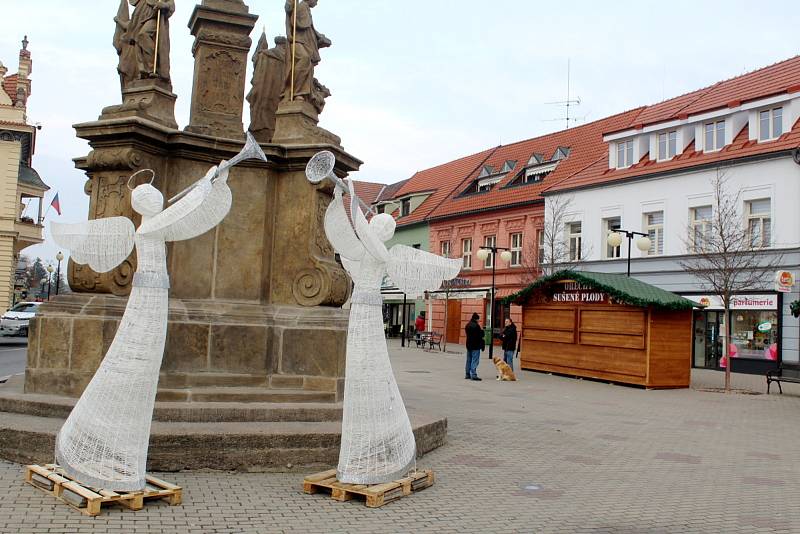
left=50, top=193, right=61, bottom=216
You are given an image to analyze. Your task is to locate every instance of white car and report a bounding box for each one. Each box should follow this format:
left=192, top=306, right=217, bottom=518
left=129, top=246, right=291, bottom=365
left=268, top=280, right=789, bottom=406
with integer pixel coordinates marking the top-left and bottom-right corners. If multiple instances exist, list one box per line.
left=0, top=302, right=42, bottom=337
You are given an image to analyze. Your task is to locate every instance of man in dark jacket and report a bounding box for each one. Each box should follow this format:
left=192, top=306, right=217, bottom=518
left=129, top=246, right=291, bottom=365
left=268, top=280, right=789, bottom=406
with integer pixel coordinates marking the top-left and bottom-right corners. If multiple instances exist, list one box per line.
left=500, top=318, right=518, bottom=371
left=464, top=313, right=484, bottom=381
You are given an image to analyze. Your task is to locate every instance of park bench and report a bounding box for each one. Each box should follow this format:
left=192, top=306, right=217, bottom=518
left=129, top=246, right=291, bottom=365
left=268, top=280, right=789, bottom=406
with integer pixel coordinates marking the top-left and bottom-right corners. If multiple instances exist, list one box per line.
left=427, top=332, right=443, bottom=351
left=766, top=362, right=800, bottom=394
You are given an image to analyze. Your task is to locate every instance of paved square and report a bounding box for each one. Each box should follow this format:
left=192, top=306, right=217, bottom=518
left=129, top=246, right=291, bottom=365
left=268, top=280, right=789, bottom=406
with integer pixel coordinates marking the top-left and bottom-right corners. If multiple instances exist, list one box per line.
left=1, top=341, right=799, bottom=533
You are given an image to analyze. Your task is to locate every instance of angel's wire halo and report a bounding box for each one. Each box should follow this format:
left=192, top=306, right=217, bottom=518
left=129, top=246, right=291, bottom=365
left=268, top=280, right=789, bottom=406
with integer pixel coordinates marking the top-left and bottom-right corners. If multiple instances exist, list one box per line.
left=127, top=169, right=156, bottom=191
left=305, top=151, right=335, bottom=184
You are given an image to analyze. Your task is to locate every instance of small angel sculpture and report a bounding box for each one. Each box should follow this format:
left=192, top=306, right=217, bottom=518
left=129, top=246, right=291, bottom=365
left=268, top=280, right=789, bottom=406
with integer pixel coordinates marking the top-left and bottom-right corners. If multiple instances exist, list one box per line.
left=50, top=135, right=267, bottom=491
left=306, top=151, right=462, bottom=484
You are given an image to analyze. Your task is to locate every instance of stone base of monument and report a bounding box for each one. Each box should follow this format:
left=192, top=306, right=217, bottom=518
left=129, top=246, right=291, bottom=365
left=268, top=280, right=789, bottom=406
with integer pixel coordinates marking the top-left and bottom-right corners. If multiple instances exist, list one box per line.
left=0, top=376, right=448, bottom=472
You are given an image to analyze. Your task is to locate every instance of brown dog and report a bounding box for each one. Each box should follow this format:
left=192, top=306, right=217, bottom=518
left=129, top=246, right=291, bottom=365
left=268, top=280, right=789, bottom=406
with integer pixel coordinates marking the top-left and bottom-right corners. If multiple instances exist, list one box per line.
left=492, top=357, right=517, bottom=381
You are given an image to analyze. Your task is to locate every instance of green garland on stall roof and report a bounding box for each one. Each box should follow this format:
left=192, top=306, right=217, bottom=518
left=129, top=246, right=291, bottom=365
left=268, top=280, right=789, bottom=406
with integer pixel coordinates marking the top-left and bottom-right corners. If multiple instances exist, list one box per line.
left=503, top=269, right=697, bottom=311
left=790, top=299, right=800, bottom=318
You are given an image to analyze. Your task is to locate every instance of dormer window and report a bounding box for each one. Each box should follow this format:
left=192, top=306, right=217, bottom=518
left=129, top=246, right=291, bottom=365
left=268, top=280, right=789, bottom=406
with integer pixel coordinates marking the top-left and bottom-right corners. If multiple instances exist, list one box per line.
left=478, top=165, right=494, bottom=178
left=502, top=160, right=517, bottom=172
left=616, top=140, right=634, bottom=168
left=552, top=147, right=571, bottom=161
left=400, top=198, right=410, bottom=217
left=657, top=131, right=677, bottom=161
left=528, top=153, right=544, bottom=165
left=704, top=121, right=725, bottom=152
left=376, top=204, right=385, bottom=214
left=759, top=107, right=783, bottom=141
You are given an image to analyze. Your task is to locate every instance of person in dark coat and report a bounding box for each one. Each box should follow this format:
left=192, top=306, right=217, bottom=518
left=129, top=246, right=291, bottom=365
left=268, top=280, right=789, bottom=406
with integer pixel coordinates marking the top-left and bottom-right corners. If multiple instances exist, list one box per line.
left=464, top=313, right=484, bottom=381
left=500, top=318, right=518, bottom=371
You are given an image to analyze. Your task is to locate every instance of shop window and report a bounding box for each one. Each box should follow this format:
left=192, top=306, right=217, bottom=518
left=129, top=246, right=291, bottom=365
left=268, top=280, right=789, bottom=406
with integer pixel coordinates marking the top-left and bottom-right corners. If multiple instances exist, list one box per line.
left=567, top=222, right=582, bottom=261
left=462, top=238, right=472, bottom=270
left=440, top=240, right=450, bottom=258
left=483, top=235, right=496, bottom=268
left=746, top=198, right=771, bottom=248
left=510, top=232, right=523, bottom=267
left=690, top=205, right=712, bottom=252
left=603, top=217, right=621, bottom=259
left=731, top=309, right=778, bottom=360
left=644, top=211, right=664, bottom=255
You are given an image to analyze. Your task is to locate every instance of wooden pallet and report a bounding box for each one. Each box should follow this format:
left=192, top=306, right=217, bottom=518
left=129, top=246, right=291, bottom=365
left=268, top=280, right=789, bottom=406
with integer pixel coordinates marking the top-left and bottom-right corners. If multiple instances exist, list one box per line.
left=24, top=464, right=182, bottom=516
left=303, top=468, right=434, bottom=508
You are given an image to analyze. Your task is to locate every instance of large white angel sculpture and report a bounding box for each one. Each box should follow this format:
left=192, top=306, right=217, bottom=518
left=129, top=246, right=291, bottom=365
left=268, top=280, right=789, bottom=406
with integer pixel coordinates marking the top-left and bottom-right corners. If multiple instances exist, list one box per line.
left=306, top=151, right=462, bottom=484
left=50, top=134, right=267, bottom=491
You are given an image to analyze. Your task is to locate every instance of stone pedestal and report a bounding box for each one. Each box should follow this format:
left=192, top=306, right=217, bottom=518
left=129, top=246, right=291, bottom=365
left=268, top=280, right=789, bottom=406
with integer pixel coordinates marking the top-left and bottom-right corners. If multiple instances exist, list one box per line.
left=273, top=99, right=342, bottom=146
left=100, top=80, right=178, bottom=130
left=185, top=0, right=258, bottom=139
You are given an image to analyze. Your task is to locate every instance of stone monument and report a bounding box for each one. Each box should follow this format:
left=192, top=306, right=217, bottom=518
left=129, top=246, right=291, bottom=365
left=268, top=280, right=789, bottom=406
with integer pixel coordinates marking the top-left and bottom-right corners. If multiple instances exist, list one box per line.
left=0, top=0, right=446, bottom=472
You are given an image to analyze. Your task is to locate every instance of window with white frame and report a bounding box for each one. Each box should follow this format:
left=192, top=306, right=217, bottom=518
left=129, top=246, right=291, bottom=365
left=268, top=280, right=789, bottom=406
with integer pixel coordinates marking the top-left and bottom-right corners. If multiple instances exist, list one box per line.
left=690, top=205, right=712, bottom=252
left=537, top=230, right=544, bottom=266
left=759, top=107, right=783, bottom=141
left=510, top=233, right=523, bottom=267
left=616, top=140, right=634, bottom=168
left=746, top=198, right=771, bottom=248
left=567, top=222, right=582, bottom=261
left=657, top=131, right=678, bottom=160
left=704, top=121, right=725, bottom=151
left=440, top=240, right=450, bottom=258
left=644, top=211, right=664, bottom=255
left=603, top=217, right=621, bottom=259
left=462, top=238, right=472, bottom=269
left=483, top=235, right=496, bottom=268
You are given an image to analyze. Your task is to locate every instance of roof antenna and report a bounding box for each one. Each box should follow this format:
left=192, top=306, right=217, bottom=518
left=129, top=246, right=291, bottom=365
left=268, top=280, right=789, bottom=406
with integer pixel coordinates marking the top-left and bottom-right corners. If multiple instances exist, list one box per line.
left=545, top=58, right=582, bottom=129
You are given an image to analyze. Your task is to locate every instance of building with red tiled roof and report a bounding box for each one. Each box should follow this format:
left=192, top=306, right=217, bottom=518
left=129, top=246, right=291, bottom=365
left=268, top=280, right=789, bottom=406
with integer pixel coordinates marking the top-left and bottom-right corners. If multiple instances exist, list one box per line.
left=539, top=54, right=800, bottom=376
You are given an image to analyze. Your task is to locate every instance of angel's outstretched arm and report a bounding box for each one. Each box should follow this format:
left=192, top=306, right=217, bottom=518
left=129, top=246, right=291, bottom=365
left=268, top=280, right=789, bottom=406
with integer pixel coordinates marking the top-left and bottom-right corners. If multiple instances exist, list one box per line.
left=138, top=165, right=232, bottom=242
left=51, top=217, right=136, bottom=273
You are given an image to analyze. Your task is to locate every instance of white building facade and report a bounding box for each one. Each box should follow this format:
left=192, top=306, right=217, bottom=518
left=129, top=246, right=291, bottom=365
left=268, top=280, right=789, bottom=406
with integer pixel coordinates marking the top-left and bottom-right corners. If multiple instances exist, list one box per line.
left=544, top=77, right=800, bottom=374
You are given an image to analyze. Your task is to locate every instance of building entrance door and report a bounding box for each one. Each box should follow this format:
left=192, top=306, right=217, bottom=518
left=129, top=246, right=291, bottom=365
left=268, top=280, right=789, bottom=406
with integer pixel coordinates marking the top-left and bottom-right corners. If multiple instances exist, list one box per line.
left=693, top=311, right=723, bottom=369
left=445, top=299, right=461, bottom=344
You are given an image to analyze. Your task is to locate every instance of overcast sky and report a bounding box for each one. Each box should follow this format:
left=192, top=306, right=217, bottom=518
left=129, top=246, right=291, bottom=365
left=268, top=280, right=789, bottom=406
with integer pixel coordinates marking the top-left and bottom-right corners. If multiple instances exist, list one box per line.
left=2, top=0, right=799, bottom=265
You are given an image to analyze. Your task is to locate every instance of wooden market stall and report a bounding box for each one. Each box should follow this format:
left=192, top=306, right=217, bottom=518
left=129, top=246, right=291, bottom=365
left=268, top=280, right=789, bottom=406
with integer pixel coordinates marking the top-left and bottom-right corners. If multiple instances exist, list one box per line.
left=507, top=270, right=698, bottom=389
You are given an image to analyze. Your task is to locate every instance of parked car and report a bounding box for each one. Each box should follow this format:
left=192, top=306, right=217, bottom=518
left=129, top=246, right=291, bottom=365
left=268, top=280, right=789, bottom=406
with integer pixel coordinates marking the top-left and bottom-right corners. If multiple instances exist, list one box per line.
left=0, top=302, right=42, bottom=337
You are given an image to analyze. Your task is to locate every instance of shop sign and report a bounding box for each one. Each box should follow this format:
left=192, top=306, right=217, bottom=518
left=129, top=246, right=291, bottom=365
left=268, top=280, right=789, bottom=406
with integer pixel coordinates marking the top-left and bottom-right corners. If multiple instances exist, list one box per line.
left=442, top=277, right=472, bottom=289
left=552, top=282, right=608, bottom=304
left=686, top=294, right=778, bottom=311
left=775, top=271, right=795, bottom=293
left=757, top=321, right=773, bottom=333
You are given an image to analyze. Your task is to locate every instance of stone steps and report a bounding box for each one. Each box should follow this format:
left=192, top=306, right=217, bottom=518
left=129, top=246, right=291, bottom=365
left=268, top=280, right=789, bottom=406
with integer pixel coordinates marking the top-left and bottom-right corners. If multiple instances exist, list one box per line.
left=155, top=386, right=336, bottom=403
left=0, top=409, right=448, bottom=472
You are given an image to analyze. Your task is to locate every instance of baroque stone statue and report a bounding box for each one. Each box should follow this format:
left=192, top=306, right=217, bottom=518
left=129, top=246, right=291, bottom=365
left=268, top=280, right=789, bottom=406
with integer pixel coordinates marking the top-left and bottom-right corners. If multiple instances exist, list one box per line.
left=284, top=0, right=330, bottom=102
left=113, top=0, right=175, bottom=89
left=247, top=33, right=288, bottom=143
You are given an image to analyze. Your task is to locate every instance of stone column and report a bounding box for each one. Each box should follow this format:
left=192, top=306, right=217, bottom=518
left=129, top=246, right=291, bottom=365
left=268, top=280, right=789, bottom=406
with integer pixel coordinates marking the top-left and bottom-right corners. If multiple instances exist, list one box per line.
left=185, top=0, right=258, bottom=139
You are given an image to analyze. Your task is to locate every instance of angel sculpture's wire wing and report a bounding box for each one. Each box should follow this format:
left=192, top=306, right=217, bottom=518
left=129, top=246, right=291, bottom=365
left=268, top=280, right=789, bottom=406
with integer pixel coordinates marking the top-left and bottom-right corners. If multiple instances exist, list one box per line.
left=347, top=179, right=390, bottom=263
left=50, top=217, right=136, bottom=273
left=138, top=165, right=232, bottom=242
left=324, top=186, right=365, bottom=277
left=386, top=244, right=463, bottom=298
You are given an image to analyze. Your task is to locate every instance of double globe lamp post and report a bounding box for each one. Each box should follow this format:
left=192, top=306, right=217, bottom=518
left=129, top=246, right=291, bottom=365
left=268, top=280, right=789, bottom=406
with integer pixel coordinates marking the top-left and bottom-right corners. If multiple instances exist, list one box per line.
left=475, top=246, right=513, bottom=360
left=607, top=230, right=651, bottom=277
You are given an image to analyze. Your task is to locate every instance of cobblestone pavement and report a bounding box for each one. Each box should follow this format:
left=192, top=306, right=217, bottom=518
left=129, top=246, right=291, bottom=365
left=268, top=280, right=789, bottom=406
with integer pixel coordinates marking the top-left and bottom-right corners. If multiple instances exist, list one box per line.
left=2, top=341, right=799, bottom=533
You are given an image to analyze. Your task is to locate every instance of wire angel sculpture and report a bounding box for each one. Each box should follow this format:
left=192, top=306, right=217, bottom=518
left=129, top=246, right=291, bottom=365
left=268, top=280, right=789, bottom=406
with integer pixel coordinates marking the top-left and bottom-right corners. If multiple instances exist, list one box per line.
left=50, top=134, right=268, bottom=491
left=306, top=151, right=462, bottom=484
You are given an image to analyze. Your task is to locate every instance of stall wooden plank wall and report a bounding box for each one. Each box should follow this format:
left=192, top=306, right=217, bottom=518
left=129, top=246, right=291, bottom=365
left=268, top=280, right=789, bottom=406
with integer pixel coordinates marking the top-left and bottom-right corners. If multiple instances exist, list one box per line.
left=520, top=303, right=692, bottom=388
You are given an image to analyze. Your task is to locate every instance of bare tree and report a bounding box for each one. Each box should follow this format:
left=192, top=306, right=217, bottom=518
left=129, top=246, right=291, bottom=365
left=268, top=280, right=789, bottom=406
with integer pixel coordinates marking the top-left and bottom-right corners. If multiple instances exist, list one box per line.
left=679, top=168, right=782, bottom=392
left=521, top=195, right=587, bottom=282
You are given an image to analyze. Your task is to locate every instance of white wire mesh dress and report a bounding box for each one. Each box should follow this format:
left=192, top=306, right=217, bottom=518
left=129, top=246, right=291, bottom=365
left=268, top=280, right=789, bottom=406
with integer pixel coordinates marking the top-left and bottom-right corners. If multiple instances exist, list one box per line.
left=49, top=138, right=266, bottom=491
left=324, top=180, right=462, bottom=484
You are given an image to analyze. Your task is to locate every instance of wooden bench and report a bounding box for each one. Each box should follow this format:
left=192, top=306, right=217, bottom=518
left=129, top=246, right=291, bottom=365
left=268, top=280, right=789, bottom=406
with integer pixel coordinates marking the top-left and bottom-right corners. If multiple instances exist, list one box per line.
left=766, top=362, right=800, bottom=394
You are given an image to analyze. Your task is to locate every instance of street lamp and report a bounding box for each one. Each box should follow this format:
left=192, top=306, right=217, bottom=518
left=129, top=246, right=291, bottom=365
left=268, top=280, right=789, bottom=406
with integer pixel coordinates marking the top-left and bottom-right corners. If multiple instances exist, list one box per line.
left=607, top=230, right=651, bottom=277
left=476, top=246, right=513, bottom=360
left=55, top=251, right=64, bottom=295
left=46, top=264, right=54, bottom=300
